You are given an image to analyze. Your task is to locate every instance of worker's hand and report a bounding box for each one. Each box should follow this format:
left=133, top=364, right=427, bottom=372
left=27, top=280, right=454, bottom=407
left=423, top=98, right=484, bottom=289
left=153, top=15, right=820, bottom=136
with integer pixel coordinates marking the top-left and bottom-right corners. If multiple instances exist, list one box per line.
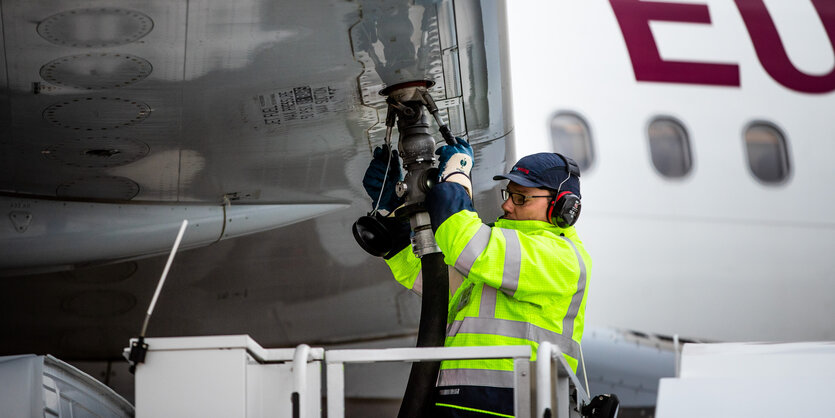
left=363, top=145, right=404, bottom=216
left=436, top=137, right=473, bottom=198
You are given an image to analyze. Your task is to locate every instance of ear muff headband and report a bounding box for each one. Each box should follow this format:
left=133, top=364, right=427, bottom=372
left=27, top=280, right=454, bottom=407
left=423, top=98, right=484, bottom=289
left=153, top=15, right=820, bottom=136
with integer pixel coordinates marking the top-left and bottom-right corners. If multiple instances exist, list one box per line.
left=554, top=153, right=580, bottom=178
left=548, top=152, right=582, bottom=227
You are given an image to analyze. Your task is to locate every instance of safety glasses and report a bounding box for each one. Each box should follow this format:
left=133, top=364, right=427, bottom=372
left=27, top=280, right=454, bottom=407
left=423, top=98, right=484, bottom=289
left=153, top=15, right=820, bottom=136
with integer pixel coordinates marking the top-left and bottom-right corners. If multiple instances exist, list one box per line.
left=500, top=189, right=553, bottom=206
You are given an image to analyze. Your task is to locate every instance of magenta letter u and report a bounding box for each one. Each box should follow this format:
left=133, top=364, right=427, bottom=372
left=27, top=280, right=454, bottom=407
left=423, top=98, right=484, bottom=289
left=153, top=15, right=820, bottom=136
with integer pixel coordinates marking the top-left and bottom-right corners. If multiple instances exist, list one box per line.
left=736, top=0, right=835, bottom=94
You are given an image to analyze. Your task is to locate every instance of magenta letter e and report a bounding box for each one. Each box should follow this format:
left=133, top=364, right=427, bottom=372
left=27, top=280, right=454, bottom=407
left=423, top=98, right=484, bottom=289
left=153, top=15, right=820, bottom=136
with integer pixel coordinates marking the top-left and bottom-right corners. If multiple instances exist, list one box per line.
left=610, top=0, right=741, bottom=86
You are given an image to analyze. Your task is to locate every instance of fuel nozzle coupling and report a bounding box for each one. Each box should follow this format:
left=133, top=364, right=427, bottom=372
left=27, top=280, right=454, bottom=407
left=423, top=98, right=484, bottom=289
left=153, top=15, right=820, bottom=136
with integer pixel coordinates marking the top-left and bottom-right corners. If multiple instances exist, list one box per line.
left=353, top=81, right=452, bottom=258
left=387, top=85, right=444, bottom=257
left=396, top=100, right=437, bottom=206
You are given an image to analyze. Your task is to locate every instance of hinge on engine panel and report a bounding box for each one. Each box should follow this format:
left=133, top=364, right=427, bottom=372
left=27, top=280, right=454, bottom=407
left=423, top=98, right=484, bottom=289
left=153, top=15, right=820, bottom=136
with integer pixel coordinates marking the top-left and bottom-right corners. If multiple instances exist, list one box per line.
left=224, top=190, right=261, bottom=201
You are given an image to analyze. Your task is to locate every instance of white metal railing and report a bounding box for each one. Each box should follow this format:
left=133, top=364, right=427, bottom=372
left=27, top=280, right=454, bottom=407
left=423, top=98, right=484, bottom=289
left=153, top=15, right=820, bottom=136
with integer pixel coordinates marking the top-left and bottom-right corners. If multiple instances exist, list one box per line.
left=536, top=342, right=590, bottom=418
left=325, top=345, right=532, bottom=418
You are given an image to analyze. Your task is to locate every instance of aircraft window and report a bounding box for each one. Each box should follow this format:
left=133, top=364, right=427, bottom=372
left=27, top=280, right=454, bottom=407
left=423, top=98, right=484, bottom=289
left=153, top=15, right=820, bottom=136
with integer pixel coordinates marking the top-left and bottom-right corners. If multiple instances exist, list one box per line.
left=549, top=112, right=594, bottom=171
left=744, top=123, right=790, bottom=183
left=648, top=117, right=692, bottom=178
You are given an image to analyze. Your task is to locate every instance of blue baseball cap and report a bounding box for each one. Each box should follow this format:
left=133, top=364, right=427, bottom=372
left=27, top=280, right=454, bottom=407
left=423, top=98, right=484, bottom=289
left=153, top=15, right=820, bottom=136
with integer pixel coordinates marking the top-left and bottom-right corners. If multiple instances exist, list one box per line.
left=493, top=152, right=581, bottom=198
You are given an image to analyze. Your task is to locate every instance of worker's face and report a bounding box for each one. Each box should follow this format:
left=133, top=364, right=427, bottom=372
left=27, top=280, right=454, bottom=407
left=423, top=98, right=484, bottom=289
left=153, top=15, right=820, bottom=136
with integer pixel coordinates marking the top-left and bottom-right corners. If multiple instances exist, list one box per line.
left=500, top=182, right=553, bottom=223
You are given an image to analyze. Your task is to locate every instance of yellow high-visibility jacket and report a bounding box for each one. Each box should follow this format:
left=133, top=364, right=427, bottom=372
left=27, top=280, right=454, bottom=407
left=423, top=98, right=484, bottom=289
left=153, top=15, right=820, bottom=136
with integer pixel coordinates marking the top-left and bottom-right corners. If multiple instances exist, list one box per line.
left=385, top=183, right=591, bottom=389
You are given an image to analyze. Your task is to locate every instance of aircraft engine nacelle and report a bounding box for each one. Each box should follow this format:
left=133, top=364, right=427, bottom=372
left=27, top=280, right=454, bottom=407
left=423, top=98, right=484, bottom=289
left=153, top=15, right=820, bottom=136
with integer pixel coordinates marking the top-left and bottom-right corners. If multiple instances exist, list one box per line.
left=0, top=196, right=348, bottom=272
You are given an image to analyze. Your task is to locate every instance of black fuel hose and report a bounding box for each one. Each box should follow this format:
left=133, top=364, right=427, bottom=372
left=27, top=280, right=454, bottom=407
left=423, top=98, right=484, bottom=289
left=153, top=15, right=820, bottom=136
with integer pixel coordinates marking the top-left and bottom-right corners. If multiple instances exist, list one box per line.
left=397, top=251, right=449, bottom=418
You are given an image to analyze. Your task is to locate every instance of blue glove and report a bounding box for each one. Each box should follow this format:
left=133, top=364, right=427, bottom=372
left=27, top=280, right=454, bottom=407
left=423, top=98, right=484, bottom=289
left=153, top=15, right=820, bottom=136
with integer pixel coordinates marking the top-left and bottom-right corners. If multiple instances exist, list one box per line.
left=363, top=145, right=404, bottom=216
left=435, top=137, right=473, bottom=197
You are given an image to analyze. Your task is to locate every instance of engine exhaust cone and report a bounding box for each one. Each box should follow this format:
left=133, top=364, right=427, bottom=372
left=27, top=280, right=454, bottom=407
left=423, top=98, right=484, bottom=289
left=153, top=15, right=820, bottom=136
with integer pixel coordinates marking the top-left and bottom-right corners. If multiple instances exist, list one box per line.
left=352, top=215, right=394, bottom=257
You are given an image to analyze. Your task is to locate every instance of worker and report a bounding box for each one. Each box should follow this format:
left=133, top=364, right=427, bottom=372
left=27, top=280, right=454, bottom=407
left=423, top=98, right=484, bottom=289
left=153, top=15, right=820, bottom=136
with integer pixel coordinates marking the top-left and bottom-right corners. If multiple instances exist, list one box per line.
left=362, top=138, right=591, bottom=417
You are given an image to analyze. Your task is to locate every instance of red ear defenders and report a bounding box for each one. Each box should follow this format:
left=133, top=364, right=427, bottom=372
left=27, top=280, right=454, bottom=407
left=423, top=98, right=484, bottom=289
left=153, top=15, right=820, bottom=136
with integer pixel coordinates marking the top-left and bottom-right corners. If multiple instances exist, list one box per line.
left=548, top=153, right=581, bottom=228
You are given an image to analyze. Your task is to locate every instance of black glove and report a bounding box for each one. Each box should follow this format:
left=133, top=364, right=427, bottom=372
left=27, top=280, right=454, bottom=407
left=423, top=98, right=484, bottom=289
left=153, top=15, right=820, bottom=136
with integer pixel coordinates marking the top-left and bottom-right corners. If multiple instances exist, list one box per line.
left=362, top=145, right=404, bottom=216
left=355, top=145, right=411, bottom=258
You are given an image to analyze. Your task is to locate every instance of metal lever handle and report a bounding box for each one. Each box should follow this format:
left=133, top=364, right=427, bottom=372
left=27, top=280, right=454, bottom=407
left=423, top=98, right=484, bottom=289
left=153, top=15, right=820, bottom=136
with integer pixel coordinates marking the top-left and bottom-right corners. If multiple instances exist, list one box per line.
left=419, top=90, right=456, bottom=145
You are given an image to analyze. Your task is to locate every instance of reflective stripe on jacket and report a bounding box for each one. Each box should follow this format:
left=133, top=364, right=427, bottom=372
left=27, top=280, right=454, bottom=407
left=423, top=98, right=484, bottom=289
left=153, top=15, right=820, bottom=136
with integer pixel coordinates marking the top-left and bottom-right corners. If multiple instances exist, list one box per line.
left=385, top=200, right=591, bottom=388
